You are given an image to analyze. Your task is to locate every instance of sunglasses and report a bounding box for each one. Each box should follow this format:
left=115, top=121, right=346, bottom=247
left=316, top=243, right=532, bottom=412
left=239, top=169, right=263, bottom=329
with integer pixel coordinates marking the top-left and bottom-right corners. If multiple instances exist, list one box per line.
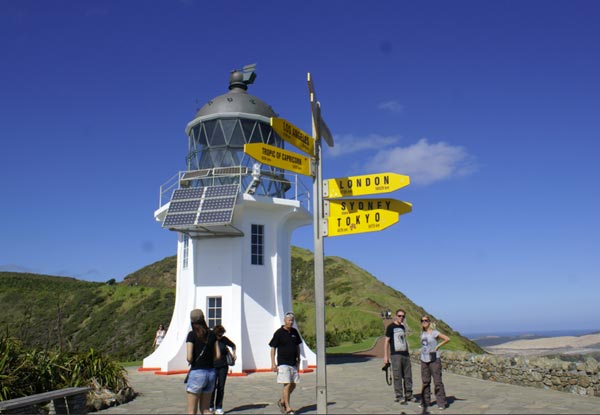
left=421, top=319, right=430, bottom=322
left=397, top=314, right=405, bottom=318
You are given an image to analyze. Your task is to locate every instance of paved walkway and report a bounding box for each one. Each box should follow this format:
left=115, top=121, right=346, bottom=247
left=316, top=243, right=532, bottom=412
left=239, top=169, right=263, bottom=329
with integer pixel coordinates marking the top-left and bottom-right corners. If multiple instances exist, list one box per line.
left=101, top=354, right=600, bottom=414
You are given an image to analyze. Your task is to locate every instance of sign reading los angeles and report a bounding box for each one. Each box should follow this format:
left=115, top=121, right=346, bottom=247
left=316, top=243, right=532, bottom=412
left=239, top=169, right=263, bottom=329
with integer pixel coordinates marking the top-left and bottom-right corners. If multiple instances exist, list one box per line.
left=325, top=198, right=412, bottom=217
left=244, top=143, right=314, bottom=176
left=270, top=117, right=315, bottom=156
left=323, top=173, right=410, bottom=198
left=325, top=209, right=399, bottom=237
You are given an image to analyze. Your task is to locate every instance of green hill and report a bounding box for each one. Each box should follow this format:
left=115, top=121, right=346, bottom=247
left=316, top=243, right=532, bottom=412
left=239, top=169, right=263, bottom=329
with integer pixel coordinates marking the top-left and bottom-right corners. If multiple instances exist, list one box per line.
left=0, top=247, right=482, bottom=360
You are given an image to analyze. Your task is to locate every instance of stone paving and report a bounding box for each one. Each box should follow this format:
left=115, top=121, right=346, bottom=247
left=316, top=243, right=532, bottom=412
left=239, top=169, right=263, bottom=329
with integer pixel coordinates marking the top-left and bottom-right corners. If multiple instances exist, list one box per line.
left=100, top=354, right=600, bottom=414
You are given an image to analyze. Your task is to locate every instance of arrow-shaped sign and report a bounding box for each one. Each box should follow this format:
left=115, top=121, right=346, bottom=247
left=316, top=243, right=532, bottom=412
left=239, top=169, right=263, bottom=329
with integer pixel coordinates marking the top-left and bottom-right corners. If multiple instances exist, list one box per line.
left=324, top=209, right=399, bottom=237
left=244, top=143, right=314, bottom=176
left=325, top=198, right=412, bottom=217
left=323, top=172, right=410, bottom=198
left=270, top=117, right=315, bottom=156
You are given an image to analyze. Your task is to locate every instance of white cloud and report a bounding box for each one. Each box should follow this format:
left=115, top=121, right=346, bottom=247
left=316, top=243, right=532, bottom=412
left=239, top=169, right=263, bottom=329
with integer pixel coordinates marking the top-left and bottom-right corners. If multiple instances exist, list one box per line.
left=326, top=134, right=401, bottom=157
left=364, top=138, right=477, bottom=185
left=378, top=100, right=404, bottom=113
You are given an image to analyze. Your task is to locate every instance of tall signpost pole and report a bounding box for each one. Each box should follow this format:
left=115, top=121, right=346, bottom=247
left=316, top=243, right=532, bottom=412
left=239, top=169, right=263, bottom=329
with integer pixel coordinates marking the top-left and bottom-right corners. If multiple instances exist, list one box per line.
left=308, top=73, right=328, bottom=414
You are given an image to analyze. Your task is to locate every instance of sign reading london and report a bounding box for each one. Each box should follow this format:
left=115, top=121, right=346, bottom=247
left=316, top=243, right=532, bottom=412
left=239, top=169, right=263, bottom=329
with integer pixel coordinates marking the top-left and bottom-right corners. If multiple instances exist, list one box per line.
left=325, top=198, right=412, bottom=217
left=270, top=117, right=315, bottom=156
left=323, top=173, right=410, bottom=198
left=244, top=143, right=314, bottom=176
left=325, top=209, right=399, bottom=237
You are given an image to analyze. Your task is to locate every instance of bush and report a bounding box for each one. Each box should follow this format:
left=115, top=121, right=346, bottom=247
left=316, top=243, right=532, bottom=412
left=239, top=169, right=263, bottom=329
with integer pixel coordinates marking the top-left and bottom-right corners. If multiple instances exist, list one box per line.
left=0, top=334, right=129, bottom=401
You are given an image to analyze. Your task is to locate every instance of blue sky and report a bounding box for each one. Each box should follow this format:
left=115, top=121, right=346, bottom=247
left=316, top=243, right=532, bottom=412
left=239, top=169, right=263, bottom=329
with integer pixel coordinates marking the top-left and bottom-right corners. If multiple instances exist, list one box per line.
left=1, top=0, right=599, bottom=334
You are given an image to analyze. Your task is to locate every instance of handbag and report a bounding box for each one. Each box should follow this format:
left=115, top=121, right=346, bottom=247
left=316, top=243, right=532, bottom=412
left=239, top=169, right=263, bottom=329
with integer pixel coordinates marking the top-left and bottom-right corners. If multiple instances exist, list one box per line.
left=225, top=350, right=235, bottom=366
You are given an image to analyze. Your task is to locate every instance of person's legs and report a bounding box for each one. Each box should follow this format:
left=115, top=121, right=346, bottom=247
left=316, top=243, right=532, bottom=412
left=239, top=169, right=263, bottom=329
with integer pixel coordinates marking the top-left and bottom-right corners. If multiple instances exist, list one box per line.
left=215, top=366, right=228, bottom=410
left=430, top=359, right=447, bottom=407
left=420, top=361, right=432, bottom=406
left=281, top=383, right=296, bottom=411
left=400, top=354, right=413, bottom=399
left=187, top=392, right=200, bottom=415
left=390, top=354, right=403, bottom=400
left=199, top=392, right=212, bottom=414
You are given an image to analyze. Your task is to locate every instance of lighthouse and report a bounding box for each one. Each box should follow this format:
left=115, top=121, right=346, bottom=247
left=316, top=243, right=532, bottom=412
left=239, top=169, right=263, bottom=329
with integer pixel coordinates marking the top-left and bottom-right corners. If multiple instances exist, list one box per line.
left=142, top=65, right=317, bottom=374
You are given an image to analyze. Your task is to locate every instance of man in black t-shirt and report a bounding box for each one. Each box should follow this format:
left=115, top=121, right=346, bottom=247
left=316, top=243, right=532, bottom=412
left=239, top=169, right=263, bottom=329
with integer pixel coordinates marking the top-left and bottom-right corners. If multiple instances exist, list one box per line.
left=269, top=312, right=302, bottom=414
left=383, top=308, right=413, bottom=404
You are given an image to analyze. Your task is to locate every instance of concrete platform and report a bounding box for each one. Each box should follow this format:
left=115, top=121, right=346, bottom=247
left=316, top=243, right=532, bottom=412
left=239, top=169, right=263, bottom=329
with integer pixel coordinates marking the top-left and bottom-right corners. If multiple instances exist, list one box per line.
left=100, top=354, right=600, bottom=414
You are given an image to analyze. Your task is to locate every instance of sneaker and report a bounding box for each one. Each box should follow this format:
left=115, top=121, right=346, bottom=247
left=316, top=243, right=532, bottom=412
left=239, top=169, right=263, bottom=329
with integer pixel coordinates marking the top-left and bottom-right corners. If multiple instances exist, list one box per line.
left=438, top=405, right=445, bottom=410
left=214, top=409, right=224, bottom=415
left=419, top=403, right=428, bottom=408
left=394, top=397, right=400, bottom=402
left=208, top=408, right=214, bottom=414
left=400, top=399, right=408, bottom=405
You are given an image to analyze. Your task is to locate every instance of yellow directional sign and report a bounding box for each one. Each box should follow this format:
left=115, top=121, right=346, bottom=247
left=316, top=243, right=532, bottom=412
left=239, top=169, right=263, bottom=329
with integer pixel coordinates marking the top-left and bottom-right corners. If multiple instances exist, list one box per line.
left=244, top=143, right=314, bottom=176
left=325, top=209, right=399, bottom=237
left=323, top=172, right=410, bottom=198
left=270, top=117, right=315, bottom=156
left=325, top=198, right=412, bottom=217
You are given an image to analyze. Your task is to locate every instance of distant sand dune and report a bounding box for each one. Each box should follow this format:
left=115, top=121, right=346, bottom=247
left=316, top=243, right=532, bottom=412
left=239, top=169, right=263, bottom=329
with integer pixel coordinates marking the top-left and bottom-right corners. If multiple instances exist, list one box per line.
left=486, top=334, right=600, bottom=355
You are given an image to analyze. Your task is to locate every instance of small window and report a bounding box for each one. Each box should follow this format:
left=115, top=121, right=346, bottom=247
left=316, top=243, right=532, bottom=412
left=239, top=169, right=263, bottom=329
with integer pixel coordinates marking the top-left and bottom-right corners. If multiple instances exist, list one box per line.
left=182, top=234, right=189, bottom=269
left=251, top=224, right=264, bottom=265
left=207, top=297, right=222, bottom=328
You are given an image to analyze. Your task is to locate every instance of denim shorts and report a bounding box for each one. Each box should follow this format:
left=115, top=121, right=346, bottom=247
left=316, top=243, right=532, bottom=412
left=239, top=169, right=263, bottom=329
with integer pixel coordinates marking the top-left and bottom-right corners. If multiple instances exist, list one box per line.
left=186, top=368, right=216, bottom=394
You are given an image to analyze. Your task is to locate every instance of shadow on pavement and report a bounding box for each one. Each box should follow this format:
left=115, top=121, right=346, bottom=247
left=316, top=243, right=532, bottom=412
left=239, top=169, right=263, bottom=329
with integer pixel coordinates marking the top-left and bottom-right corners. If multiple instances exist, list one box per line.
left=326, top=354, right=374, bottom=364
left=227, top=403, right=269, bottom=412
left=295, top=401, right=337, bottom=414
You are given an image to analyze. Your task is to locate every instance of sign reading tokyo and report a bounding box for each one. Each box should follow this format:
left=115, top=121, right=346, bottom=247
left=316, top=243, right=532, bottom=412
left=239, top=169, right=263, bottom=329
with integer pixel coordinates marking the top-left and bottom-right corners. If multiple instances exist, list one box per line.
left=325, top=209, right=399, bottom=237
left=324, top=173, right=410, bottom=198
left=325, top=198, right=412, bottom=217
left=270, top=117, right=315, bottom=156
left=243, top=143, right=314, bottom=176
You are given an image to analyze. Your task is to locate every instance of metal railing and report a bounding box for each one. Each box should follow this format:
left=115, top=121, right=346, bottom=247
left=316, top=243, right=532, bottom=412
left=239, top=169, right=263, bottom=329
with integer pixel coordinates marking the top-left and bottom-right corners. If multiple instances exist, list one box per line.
left=158, top=166, right=312, bottom=211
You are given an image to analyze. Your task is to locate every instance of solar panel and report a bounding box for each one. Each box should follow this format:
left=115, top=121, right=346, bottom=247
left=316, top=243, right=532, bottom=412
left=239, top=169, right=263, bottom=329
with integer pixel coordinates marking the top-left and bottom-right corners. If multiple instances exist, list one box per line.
left=201, top=197, right=236, bottom=211
left=163, top=213, right=198, bottom=227
left=172, top=187, right=204, bottom=201
left=167, top=200, right=202, bottom=213
left=181, top=169, right=211, bottom=181
left=213, top=166, right=248, bottom=176
left=163, top=184, right=239, bottom=229
left=204, top=184, right=238, bottom=198
left=197, top=210, right=234, bottom=225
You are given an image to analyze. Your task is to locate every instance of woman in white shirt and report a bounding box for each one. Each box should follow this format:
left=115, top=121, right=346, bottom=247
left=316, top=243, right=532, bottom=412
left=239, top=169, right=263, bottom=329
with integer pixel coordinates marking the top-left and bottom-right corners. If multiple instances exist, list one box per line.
left=153, top=324, right=167, bottom=349
left=419, top=315, right=450, bottom=410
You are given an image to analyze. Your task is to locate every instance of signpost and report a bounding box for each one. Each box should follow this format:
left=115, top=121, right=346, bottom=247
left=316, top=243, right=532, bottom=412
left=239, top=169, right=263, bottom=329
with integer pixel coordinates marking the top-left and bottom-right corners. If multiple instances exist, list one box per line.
left=270, top=117, right=315, bottom=156
left=306, top=73, right=411, bottom=414
left=323, top=172, right=410, bottom=198
left=243, top=143, right=314, bottom=176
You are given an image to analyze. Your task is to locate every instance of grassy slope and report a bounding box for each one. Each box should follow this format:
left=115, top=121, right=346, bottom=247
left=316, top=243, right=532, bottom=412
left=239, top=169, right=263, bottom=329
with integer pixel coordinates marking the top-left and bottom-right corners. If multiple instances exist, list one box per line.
left=0, top=247, right=482, bottom=360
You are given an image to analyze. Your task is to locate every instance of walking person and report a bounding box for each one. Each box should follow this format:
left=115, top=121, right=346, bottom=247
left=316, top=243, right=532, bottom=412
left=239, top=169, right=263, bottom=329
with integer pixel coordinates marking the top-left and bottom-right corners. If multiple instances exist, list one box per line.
left=419, top=315, right=450, bottom=410
left=185, top=309, right=220, bottom=415
left=269, top=312, right=302, bottom=415
left=153, top=324, right=166, bottom=349
left=383, top=309, right=413, bottom=404
left=209, top=325, right=237, bottom=415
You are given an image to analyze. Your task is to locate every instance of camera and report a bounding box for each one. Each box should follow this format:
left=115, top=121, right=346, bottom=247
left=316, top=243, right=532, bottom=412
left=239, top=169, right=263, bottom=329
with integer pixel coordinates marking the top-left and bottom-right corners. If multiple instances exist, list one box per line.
left=382, top=362, right=390, bottom=371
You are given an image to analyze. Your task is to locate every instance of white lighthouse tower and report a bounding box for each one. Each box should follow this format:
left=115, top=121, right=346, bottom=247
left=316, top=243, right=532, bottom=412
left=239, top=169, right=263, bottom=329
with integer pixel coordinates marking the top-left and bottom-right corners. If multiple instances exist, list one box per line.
left=142, top=66, right=316, bottom=375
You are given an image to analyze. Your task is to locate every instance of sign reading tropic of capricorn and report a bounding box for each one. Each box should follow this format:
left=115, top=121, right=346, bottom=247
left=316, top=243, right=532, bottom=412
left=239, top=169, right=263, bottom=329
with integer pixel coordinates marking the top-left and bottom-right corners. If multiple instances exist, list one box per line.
left=243, top=143, right=314, bottom=176
left=323, top=172, right=410, bottom=198
left=322, top=172, right=412, bottom=237
left=270, top=117, right=315, bottom=156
